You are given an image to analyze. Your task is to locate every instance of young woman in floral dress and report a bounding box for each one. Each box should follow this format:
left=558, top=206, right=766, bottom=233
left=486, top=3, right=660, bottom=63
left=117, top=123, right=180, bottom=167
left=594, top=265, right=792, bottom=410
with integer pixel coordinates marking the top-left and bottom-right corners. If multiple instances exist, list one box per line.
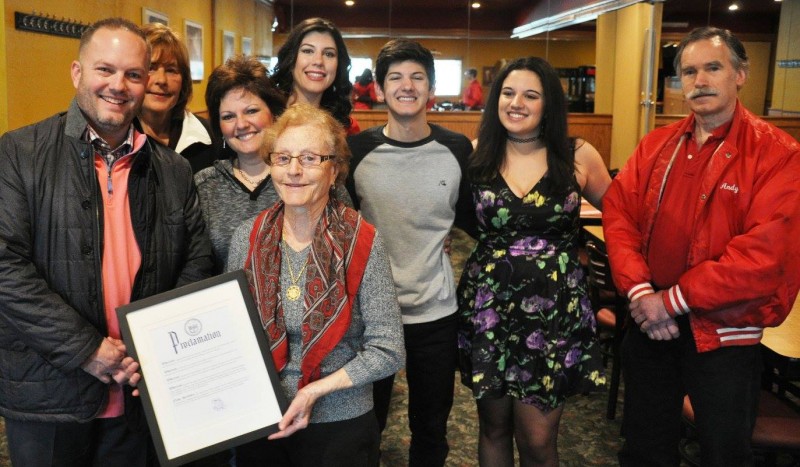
left=457, top=57, right=612, bottom=467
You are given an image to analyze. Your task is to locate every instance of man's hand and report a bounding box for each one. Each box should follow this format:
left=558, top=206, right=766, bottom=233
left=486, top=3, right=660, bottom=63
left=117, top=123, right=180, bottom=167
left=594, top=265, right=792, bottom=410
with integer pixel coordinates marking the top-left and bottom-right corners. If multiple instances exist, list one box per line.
left=629, top=292, right=680, bottom=341
left=645, top=318, right=680, bottom=341
left=81, top=337, right=140, bottom=386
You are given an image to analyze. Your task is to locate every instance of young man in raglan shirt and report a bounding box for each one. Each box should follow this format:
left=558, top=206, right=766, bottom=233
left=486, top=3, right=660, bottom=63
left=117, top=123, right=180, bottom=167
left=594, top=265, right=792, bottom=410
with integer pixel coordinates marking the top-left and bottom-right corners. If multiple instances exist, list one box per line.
left=345, top=39, right=475, bottom=466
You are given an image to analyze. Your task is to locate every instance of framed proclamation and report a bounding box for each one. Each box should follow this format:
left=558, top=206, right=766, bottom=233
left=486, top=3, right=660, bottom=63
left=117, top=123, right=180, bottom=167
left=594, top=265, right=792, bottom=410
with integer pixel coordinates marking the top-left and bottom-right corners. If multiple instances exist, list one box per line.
left=117, top=270, right=288, bottom=466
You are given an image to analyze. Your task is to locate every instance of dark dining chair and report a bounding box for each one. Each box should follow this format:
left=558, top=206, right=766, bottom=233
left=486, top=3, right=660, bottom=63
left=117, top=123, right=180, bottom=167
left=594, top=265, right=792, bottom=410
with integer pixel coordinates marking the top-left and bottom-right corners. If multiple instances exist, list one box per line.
left=585, top=240, right=627, bottom=420
left=680, top=389, right=800, bottom=466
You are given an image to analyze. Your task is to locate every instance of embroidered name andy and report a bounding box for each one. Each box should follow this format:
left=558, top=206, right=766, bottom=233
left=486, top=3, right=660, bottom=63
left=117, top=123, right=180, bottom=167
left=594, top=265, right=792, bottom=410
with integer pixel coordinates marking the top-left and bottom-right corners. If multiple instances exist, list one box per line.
left=719, top=182, right=739, bottom=194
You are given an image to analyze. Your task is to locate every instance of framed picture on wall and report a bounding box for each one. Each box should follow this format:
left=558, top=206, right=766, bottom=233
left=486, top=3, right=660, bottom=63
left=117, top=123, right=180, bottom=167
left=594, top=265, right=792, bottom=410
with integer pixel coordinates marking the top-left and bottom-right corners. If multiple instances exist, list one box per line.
left=223, top=31, right=236, bottom=62
left=482, top=66, right=497, bottom=86
left=142, top=8, right=169, bottom=26
left=242, top=37, right=253, bottom=56
left=185, top=20, right=204, bottom=81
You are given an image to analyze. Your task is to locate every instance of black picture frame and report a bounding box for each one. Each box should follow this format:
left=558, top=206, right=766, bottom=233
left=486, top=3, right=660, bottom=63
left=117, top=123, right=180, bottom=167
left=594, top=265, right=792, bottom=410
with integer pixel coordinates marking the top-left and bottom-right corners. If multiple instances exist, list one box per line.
left=117, top=270, right=288, bottom=466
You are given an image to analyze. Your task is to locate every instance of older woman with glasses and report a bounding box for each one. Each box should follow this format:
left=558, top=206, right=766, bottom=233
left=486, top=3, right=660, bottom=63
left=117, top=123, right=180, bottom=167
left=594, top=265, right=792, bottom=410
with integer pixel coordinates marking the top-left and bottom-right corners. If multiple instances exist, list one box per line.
left=226, top=104, right=404, bottom=466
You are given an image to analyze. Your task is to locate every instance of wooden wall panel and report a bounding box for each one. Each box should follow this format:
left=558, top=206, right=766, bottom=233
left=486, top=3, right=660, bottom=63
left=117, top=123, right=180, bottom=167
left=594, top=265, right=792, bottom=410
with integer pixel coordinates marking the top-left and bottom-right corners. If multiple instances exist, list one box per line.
left=566, top=114, right=613, bottom=169
left=353, top=111, right=614, bottom=168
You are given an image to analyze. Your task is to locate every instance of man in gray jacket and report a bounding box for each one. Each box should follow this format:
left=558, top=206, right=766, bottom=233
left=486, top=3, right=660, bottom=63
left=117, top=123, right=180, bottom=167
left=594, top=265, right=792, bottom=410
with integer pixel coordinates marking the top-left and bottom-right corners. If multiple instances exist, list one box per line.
left=0, top=18, right=213, bottom=466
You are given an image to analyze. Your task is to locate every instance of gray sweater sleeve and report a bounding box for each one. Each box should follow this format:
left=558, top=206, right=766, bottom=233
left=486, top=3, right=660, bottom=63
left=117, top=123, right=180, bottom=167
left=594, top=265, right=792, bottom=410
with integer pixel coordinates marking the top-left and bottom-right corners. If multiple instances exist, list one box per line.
left=341, top=232, right=406, bottom=387
left=225, top=216, right=257, bottom=272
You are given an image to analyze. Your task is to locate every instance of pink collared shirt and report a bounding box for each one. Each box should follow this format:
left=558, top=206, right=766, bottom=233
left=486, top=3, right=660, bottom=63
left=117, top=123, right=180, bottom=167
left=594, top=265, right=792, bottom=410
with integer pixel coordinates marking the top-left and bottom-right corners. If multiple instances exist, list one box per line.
left=91, top=127, right=148, bottom=418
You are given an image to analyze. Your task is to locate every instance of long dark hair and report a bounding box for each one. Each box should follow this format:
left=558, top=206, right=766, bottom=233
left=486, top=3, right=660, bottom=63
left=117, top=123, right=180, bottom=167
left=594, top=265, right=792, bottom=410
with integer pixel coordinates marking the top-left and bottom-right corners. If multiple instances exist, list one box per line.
left=356, top=68, right=373, bottom=87
left=271, top=18, right=354, bottom=129
left=468, top=57, right=574, bottom=189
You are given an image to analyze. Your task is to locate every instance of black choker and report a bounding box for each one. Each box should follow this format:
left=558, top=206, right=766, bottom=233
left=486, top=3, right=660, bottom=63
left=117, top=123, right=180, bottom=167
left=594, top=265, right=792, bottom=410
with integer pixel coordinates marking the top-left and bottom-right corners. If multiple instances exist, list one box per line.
left=507, top=134, right=540, bottom=143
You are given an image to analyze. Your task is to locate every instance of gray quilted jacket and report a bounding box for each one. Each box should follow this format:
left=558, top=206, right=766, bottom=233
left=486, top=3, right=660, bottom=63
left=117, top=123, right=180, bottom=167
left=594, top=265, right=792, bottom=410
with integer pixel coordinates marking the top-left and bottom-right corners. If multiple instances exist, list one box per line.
left=0, top=99, right=213, bottom=422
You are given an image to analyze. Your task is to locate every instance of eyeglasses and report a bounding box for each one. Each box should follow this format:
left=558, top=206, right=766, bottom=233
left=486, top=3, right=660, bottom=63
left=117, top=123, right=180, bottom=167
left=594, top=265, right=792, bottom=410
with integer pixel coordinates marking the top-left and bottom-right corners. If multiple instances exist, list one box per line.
left=268, top=152, right=336, bottom=167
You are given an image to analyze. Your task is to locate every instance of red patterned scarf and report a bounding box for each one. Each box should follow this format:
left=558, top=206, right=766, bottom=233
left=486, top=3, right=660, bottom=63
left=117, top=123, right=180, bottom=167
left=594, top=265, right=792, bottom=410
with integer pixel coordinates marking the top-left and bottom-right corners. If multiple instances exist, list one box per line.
left=244, top=199, right=375, bottom=388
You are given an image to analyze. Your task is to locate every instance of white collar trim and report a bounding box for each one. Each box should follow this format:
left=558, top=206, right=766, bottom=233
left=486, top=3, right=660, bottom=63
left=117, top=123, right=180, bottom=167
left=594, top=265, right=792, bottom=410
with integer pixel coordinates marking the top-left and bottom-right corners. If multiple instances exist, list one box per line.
left=175, top=111, right=212, bottom=153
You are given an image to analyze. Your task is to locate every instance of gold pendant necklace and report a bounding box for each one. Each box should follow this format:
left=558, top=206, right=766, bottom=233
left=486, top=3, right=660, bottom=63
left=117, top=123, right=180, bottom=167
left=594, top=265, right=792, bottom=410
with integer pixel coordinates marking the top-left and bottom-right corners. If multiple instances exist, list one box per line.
left=235, top=159, right=267, bottom=187
left=283, top=242, right=307, bottom=301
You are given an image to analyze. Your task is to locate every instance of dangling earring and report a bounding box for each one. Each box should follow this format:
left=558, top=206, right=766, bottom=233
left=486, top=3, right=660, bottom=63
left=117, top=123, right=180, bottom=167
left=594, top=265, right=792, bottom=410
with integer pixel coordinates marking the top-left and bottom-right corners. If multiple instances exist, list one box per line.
left=222, top=139, right=226, bottom=149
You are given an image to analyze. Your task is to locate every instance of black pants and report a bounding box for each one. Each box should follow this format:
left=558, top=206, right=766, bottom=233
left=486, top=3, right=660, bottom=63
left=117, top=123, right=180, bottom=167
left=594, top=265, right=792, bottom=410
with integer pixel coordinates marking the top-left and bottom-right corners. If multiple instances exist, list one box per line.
left=618, top=316, right=762, bottom=467
left=235, top=410, right=379, bottom=467
left=5, top=416, right=150, bottom=467
left=373, top=313, right=458, bottom=467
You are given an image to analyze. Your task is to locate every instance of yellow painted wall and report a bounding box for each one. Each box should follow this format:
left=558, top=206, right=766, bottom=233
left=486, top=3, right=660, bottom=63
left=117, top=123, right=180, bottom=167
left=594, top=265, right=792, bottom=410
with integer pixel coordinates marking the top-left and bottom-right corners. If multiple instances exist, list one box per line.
left=0, top=2, right=8, bottom=134
left=771, top=0, right=800, bottom=114
left=595, top=13, right=617, bottom=115
left=275, top=35, right=597, bottom=97
left=740, top=41, right=770, bottom=115
left=608, top=3, right=661, bottom=170
left=214, top=0, right=256, bottom=64
left=4, top=0, right=116, bottom=130
left=2, top=0, right=270, bottom=132
left=254, top=2, right=274, bottom=58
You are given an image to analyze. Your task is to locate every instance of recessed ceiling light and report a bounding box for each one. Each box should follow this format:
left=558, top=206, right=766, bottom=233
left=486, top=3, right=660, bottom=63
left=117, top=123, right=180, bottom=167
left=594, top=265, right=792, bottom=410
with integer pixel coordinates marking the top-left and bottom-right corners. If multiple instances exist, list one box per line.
left=728, top=3, right=739, bottom=11
left=472, top=2, right=481, bottom=8
left=345, top=0, right=355, bottom=5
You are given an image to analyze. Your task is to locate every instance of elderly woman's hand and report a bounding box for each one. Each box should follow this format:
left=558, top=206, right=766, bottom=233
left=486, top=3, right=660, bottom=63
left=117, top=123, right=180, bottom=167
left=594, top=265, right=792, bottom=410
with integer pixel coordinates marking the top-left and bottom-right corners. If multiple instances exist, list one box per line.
left=268, top=368, right=354, bottom=439
left=268, top=385, right=319, bottom=439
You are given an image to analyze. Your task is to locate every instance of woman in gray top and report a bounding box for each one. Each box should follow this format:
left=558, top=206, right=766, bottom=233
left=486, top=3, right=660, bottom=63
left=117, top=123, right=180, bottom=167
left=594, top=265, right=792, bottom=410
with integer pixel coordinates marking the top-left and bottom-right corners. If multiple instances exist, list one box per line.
left=226, top=104, right=404, bottom=467
left=195, top=55, right=286, bottom=273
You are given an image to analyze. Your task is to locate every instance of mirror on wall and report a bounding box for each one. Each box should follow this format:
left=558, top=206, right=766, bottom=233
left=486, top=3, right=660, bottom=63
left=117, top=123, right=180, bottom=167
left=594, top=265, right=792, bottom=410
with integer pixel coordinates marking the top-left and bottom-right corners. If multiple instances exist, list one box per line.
left=272, top=0, right=537, bottom=104
left=271, top=0, right=789, bottom=118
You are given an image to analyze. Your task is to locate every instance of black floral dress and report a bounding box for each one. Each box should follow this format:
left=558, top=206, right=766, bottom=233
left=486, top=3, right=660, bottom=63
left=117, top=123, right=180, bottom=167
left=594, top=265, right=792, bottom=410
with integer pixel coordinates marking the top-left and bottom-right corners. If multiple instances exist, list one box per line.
left=456, top=173, right=606, bottom=410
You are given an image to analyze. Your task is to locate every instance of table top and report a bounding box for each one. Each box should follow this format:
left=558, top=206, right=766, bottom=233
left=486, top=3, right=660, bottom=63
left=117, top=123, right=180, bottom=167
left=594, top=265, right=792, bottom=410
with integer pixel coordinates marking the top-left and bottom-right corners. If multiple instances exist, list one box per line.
left=580, top=199, right=602, bottom=220
left=762, top=295, right=800, bottom=359
left=583, top=225, right=604, bottom=244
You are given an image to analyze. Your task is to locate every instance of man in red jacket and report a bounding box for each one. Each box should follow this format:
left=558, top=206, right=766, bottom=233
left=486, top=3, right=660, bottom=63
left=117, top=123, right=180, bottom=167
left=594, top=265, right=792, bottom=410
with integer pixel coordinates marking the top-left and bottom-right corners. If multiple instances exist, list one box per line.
left=603, top=27, right=800, bottom=466
left=461, top=68, right=483, bottom=110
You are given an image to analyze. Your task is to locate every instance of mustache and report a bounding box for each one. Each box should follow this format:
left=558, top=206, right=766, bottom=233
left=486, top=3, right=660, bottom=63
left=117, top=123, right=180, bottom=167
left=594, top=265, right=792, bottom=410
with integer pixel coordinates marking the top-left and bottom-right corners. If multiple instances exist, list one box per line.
left=686, top=88, right=719, bottom=99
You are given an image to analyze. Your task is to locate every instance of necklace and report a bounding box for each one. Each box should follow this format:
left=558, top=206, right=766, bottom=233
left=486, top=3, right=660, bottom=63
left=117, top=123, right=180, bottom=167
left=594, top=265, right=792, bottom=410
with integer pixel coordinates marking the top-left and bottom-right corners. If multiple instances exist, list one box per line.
left=234, top=160, right=268, bottom=186
left=507, top=134, right=540, bottom=144
left=283, top=242, right=307, bottom=301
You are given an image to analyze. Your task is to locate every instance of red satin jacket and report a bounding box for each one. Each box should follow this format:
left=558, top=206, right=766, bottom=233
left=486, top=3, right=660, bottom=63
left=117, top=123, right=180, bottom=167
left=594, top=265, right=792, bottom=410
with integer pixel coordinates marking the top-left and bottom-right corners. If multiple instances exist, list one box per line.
left=603, top=102, right=800, bottom=352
